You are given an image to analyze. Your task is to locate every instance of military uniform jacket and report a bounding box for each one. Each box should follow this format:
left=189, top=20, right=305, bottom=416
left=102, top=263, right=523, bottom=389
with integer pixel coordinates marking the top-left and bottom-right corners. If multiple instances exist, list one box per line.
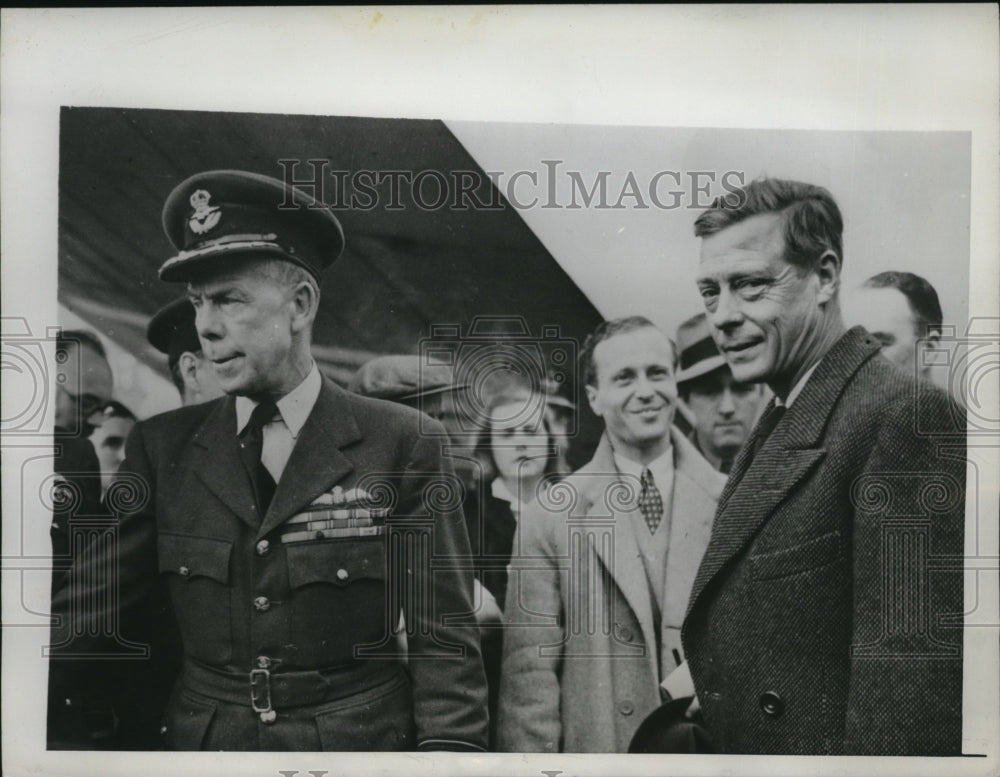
left=682, top=327, right=966, bottom=755
left=53, top=377, right=488, bottom=751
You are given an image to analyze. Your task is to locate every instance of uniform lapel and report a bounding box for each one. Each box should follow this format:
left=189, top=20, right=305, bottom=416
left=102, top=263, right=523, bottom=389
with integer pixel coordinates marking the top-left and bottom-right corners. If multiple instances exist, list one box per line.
left=257, top=378, right=362, bottom=540
left=582, top=436, right=658, bottom=656
left=191, top=397, right=259, bottom=528
left=686, top=327, right=882, bottom=617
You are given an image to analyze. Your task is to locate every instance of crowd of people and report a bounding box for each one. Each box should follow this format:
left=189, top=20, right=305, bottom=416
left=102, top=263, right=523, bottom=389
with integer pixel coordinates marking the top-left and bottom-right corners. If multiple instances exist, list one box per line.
left=49, top=171, right=965, bottom=755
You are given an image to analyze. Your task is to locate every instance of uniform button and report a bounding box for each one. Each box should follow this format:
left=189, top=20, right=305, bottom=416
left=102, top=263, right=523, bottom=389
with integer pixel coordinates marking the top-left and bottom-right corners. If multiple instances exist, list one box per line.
left=159, top=725, right=168, bottom=735
left=255, top=539, right=270, bottom=556
left=618, top=626, right=633, bottom=643
left=336, top=568, right=349, bottom=581
left=618, top=700, right=634, bottom=716
left=253, top=596, right=270, bottom=612
left=260, top=710, right=277, bottom=724
left=178, top=565, right=190, bottom=577
left=759, top=691, right=784, bottom=717
left=255, top=655, right=272, bottom=669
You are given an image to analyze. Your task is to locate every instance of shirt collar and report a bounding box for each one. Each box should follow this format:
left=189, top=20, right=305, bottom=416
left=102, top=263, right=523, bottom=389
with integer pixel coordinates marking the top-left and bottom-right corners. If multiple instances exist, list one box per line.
left=774, top=359, right=822, bottom=409
left=235, top=362, right=322, bottom=439
left=612, top=441, right=674, bottom=487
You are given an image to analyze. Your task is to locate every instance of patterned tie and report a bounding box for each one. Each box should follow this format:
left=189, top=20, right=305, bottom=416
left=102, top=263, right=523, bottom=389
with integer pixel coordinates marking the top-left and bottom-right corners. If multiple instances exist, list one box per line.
left=240, top=400, right=278, bottom=515
left=638, top=468, right=664, bottom=534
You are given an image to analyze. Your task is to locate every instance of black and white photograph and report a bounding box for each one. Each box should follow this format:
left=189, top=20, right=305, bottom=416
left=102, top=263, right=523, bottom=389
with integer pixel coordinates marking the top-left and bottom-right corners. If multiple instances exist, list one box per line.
left=2, top=6, right=998, bottom=777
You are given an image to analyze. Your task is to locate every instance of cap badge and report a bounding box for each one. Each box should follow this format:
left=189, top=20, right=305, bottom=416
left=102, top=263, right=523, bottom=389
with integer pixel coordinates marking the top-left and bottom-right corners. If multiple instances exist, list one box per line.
left=188, top=189, right=221, bottom=235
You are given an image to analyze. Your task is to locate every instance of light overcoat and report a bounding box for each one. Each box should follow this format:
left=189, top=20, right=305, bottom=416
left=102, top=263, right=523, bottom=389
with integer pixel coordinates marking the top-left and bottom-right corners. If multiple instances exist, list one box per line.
left=498, top=427, right=724, bottom=752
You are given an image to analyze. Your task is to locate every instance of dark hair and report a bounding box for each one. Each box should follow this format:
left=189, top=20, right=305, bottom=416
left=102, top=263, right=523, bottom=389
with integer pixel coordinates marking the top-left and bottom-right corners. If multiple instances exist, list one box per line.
left=694, top=177, right=843, bottom=271
left=55, top=329, right=107, bottom=360
left=102, top=399, right=136, bottom=422
left=579, top=316, right=674, bottom=387
left=863, top=271, right=943, bottom=337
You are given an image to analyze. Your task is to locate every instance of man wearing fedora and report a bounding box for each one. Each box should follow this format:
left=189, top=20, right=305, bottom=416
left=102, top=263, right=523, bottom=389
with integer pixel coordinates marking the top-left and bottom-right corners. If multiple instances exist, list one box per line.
left=683, top=177, right=966, bottom=754
left=51, top=170, right=488, bottom=751
left=498, top=316, right=724, bottom=752
left=674, top=312, right=766, bottom=474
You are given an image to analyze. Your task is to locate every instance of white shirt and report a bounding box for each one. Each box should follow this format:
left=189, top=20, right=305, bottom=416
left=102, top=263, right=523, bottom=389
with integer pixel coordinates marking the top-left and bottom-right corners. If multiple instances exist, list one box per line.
left=235, top=362, right=322, bottom=483
left=775, top=359, right=822, bottom=409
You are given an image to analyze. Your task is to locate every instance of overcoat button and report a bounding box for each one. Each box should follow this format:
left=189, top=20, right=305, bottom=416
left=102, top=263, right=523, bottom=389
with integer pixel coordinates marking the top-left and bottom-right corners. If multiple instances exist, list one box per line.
left=336, top=568, right=349, bottom=581
left=255, top=539, right=270, bottom=556
left=256, top=655, right=272, bottom=669
left=759, top=691, right=784, bottom=717
left=178, top=565, right=190, bottom=577
left=618, top=700, right=634, bottom=716
left=254, top=596, right=270, bottom=612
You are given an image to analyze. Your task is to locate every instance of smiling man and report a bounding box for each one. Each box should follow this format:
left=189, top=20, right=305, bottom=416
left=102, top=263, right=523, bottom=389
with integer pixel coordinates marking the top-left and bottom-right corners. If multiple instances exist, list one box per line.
left=498, top=317, right=724, bottom=752
left=682, top=178, right=966, bottom=755
left=51, top=170, right=488, bottom=752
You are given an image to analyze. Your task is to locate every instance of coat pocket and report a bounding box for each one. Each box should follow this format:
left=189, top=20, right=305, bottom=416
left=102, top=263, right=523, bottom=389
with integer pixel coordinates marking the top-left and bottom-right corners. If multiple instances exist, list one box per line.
left=158, top=533, right=233, bottom=663
left=285, top=539, right=392, bottom=663
left=748, top=530, right=842, bottom=581
left=313, top=669, right=415, bottom=751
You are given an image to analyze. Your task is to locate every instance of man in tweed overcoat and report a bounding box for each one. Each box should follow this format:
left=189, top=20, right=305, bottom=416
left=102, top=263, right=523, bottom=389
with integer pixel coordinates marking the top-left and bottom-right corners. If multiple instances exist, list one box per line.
left=683, top=178, right=966, bottom=755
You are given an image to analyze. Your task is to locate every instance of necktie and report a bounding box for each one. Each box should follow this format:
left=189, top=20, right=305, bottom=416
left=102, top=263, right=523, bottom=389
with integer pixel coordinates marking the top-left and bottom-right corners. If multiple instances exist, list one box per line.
left=751, top=402, right=787, bottom=456
left=638, top=469, right=664, bottom=534
left=240, top=400, right=278, bottom=515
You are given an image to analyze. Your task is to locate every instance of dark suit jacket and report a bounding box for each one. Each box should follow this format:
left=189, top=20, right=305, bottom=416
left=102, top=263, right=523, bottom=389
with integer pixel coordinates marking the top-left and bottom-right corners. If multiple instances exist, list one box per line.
left=52, top=377, right=488, bottom=751
left=682, top=327, right=966, bottom=755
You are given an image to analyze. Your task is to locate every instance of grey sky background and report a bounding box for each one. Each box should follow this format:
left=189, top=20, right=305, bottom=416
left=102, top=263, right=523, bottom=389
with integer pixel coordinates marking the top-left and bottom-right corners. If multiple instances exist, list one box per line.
left=449, top=122, right=970, bottom=340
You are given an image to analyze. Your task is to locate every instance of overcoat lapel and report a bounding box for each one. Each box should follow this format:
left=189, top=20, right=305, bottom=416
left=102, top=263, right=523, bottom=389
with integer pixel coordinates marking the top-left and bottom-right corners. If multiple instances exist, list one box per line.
left=191, top=397, right=258, bottom=528
left=663, top=431, right=722, bottom=627
left=581, top=436, right=658, bottom=656
left=258, top=378, right=362, bottom=540
left=686, top=327, right=882, bottom=617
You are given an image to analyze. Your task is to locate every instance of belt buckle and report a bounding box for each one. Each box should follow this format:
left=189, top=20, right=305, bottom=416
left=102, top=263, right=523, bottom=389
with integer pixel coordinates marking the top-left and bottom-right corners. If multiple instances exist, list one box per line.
left=250, top=668, right=276, bottom=722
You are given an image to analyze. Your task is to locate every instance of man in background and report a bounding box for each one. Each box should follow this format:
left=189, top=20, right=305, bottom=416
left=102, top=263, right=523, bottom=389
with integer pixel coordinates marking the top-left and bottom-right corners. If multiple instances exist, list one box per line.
left=844, top=270, right=943, bottom=382
left=147, top=296, right=224, bottom=405
left=674, top=313, right=765, bottom=474
left=88, top=400, right=136, bottom=497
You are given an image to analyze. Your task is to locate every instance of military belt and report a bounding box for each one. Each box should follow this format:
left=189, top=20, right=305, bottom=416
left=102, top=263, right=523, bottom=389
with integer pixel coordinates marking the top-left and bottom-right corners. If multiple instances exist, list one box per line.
left=182, top=658, right=402, bottom=713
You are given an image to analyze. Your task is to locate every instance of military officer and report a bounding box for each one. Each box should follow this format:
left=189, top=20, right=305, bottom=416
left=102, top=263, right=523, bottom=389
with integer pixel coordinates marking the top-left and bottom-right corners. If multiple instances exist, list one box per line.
left=51, top=170, right=489, bottom=751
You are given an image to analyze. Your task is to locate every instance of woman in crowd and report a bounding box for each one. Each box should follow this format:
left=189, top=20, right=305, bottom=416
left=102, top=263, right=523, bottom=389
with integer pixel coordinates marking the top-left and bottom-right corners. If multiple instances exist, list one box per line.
left=469, top=372, right=570, bottom=747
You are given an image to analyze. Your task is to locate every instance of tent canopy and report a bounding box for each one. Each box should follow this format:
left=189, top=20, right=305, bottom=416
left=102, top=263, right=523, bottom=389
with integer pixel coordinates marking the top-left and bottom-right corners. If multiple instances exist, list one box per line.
left=58, top=108, right=602, bottom=388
